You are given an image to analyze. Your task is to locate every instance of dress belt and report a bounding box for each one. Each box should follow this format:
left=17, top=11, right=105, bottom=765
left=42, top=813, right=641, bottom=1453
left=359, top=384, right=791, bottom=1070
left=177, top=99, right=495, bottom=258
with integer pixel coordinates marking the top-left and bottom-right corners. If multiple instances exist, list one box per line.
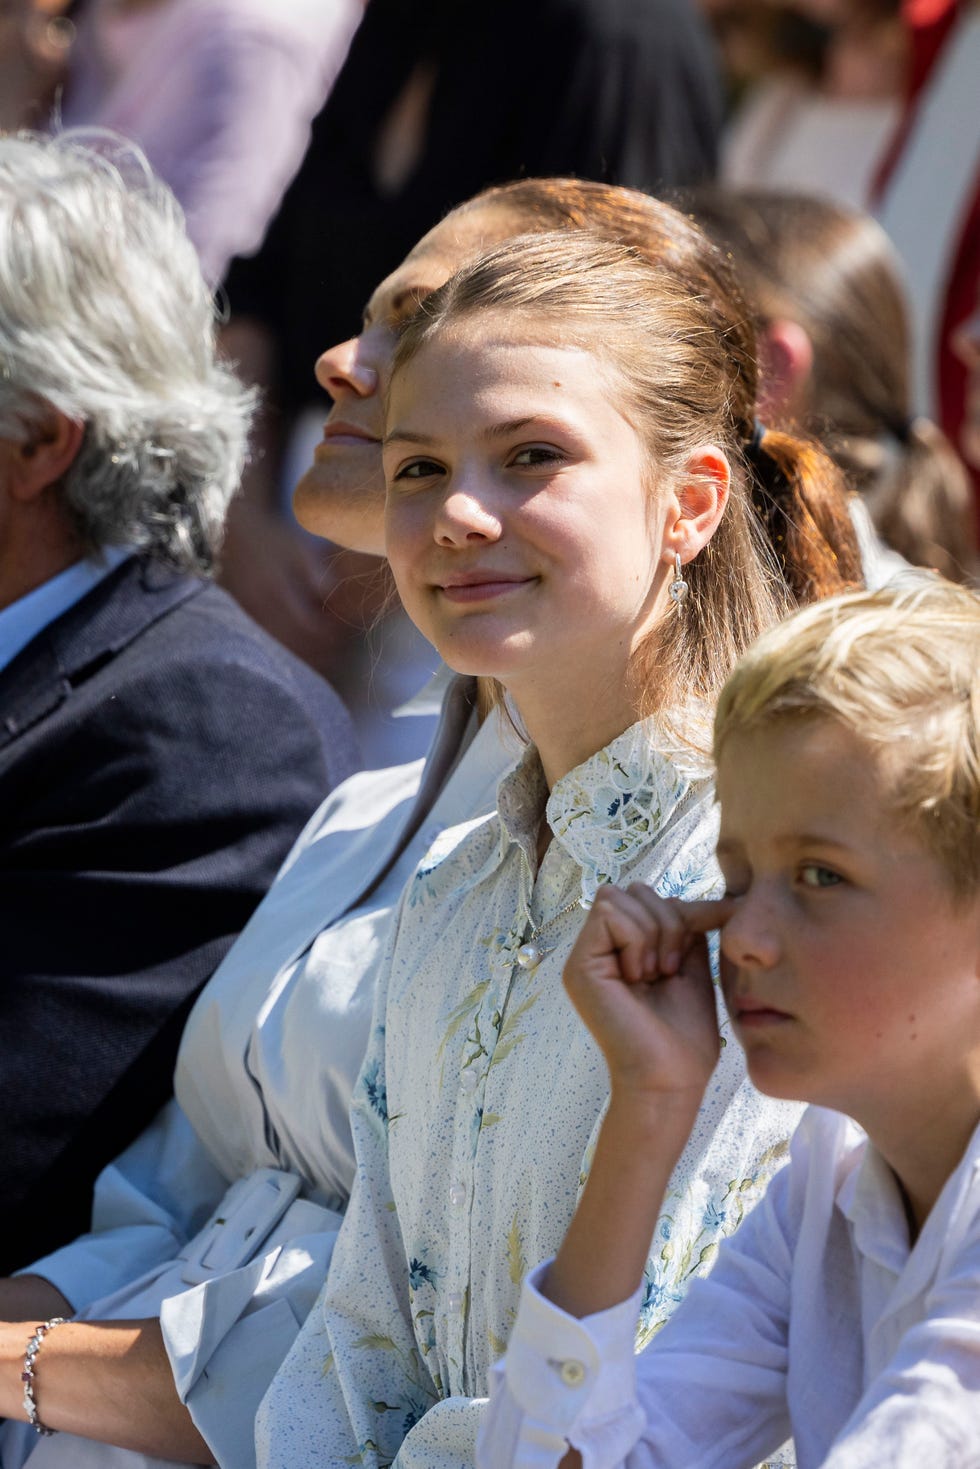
left=178, top=1167, right=303, bottom=1285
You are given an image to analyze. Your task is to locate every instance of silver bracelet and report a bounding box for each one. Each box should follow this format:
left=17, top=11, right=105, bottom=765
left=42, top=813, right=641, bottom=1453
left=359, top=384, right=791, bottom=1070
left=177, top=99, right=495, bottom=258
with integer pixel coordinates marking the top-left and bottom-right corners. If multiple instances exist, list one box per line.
left=22, top=1317, right=68, bottom=1435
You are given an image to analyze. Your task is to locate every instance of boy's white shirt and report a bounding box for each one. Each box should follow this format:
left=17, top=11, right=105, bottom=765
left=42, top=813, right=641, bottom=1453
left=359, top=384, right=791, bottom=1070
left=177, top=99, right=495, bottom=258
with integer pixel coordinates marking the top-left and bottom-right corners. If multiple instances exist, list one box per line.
left=479, top=1106, right=980, bottom=1469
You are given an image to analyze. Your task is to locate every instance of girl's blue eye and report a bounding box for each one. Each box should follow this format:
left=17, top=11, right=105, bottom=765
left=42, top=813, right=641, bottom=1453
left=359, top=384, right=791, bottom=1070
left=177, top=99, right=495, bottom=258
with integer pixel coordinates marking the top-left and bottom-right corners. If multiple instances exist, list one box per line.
left=511, top=446, right=562, bottom=467
left=800, top=863, right=842, bottom=889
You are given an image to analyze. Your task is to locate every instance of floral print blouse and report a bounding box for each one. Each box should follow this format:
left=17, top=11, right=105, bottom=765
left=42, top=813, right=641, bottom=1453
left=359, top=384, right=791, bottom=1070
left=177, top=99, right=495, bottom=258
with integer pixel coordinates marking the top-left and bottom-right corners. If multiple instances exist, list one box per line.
left=256, top=718, right=802, bottom=1469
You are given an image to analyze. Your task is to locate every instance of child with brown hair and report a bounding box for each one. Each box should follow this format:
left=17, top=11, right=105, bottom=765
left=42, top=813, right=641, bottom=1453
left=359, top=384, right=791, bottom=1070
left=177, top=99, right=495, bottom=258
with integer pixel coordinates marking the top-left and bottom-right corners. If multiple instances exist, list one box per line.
left=479, top=574, right=980, bottom=1468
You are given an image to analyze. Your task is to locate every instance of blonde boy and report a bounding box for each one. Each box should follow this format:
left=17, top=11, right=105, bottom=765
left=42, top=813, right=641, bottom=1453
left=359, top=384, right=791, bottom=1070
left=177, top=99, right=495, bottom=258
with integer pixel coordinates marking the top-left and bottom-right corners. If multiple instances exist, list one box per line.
left=478, top=576, right=980, bottom=1469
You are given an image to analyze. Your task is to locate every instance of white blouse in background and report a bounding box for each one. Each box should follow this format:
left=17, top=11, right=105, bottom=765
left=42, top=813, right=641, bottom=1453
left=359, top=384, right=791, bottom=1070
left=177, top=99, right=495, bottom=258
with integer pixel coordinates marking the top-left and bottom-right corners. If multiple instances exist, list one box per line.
left=8, top=677, right=517, bottom=1469
left=479, top=1108, right=980, bottom=1469
left=256, top=719, right=803, bottom=1469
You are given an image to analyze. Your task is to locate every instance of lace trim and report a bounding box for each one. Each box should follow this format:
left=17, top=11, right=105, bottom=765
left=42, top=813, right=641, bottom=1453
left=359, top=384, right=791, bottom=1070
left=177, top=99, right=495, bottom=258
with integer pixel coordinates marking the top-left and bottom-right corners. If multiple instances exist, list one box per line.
left=547, top=718, right=710, bottom=905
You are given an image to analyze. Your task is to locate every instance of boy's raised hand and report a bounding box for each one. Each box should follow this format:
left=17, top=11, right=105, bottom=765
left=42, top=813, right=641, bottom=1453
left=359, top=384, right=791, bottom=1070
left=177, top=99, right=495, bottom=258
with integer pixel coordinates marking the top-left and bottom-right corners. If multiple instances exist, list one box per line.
left=540, top=887, right=737, bottom=1328
left=563, top=885, right=734, bottom=1104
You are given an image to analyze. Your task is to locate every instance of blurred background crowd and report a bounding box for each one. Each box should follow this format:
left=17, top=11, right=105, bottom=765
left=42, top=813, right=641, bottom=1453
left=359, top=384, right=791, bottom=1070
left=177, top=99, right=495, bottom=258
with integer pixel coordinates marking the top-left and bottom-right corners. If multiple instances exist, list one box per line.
left=2, top=0, right=978, bottom=765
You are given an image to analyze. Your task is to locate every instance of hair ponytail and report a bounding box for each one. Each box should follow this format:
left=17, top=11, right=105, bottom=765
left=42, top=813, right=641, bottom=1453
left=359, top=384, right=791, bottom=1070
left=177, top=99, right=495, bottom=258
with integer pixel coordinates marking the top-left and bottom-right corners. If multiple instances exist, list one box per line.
left=746, top=426, right=863, bottom=604
left=848, top=417, right=978, bottom=584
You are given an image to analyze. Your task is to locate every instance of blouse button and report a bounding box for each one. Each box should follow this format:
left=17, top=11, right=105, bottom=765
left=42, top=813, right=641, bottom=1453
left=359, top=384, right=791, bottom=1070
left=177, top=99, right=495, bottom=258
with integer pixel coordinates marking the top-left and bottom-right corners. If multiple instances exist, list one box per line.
left=448, top=1292, right=464, bottom=1313
left=559, top=1359, right=587, bottom=1388
left=449, top=1180, right=467, bottom=1207
left=460, top=1068, right=478, bottom=1093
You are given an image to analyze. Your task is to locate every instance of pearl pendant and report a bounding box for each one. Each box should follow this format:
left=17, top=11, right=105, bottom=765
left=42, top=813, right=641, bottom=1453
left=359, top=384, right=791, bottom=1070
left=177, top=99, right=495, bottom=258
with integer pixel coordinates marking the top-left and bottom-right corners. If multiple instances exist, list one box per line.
left=516, top=940, right=544, bottom=970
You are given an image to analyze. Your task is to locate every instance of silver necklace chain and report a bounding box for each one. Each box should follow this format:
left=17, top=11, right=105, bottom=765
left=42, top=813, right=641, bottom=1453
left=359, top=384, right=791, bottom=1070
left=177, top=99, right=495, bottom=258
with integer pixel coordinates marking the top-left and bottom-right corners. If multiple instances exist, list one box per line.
left=515, top=895, right=584, bottom=971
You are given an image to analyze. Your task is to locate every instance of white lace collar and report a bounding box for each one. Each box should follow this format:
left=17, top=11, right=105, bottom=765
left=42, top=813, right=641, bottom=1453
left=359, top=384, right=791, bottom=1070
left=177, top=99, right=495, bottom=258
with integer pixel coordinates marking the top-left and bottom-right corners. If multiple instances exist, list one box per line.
left=496, top=716, right=712, bottom=906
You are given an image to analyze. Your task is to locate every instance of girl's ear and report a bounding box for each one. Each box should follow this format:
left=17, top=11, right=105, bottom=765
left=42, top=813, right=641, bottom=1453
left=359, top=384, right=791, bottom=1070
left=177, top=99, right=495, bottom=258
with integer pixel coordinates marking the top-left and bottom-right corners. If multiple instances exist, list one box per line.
left=662, top=445, right=730, bottom=567
left=5, top=409, right=84, bottom=502
left=757, top=318, right=814, bottom=420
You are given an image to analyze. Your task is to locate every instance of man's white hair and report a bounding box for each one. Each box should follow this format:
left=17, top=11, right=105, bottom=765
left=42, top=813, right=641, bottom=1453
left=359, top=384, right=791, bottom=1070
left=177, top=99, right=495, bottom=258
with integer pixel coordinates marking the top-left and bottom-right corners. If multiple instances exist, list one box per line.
left=0, top=131, right=254, bottom=573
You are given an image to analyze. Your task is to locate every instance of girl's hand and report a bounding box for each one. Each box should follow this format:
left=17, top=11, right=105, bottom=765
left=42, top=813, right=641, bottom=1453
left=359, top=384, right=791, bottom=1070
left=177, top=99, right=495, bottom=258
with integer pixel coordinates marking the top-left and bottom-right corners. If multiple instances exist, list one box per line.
left=563, top=885, right=735, bottom=1104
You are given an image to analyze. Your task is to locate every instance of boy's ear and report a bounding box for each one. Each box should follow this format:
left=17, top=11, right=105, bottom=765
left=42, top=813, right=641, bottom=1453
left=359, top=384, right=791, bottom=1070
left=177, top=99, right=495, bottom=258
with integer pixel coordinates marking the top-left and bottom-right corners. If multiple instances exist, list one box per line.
left=663, top=445, right=730, bottom=566
left=757, top=319, right=813, bottom=419
left=5, top=410, right=85, bottom=503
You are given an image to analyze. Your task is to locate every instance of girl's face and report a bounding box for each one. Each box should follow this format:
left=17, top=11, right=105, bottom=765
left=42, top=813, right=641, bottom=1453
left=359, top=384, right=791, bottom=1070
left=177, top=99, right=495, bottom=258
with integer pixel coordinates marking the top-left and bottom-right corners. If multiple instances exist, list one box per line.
left=383, top=318, right=676, bottom=723
left=716, top=716, right=980, bottom=1140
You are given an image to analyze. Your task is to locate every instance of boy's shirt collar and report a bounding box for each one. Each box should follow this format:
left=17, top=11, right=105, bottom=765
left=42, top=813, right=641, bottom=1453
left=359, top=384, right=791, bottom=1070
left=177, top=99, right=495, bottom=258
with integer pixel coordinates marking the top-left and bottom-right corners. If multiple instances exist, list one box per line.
left=837, top=1108, right=980, bottom=1304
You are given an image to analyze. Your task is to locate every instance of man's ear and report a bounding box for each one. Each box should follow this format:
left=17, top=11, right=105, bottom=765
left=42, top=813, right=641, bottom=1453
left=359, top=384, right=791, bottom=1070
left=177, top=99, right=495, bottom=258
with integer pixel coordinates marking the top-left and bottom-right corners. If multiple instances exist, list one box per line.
left=662, top=445, right=730, bottom=568
left=6, top=410, right=85, bottom=502
left=757, top=318, right=813, bottom=420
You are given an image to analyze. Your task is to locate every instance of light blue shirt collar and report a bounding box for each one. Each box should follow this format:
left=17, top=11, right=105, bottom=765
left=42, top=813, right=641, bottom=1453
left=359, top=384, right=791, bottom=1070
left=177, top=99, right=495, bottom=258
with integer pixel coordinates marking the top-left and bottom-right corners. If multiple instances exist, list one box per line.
left=0, top=546, right=134, bottom=674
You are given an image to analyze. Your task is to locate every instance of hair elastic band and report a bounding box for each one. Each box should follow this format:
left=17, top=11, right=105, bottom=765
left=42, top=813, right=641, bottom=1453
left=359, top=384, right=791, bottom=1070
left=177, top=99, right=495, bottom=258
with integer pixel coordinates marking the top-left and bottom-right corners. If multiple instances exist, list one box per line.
left=22, top=1317, right=68, bottom=1436
left=746, top=419, right=767, bottom=455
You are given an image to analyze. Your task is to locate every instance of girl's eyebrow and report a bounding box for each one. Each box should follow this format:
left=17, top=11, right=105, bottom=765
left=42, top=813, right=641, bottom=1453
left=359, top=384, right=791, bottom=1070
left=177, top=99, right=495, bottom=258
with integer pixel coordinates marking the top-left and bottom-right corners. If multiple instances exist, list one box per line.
left=385, top=415, right=572, bottom=449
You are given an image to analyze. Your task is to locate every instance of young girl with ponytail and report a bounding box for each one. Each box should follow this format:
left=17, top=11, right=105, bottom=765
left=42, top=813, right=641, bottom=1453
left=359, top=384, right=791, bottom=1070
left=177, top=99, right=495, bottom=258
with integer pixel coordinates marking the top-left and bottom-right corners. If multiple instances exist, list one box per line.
left=255, top=216, right=859, bottom=1468
left=0, top=183, right=857, bottom=1469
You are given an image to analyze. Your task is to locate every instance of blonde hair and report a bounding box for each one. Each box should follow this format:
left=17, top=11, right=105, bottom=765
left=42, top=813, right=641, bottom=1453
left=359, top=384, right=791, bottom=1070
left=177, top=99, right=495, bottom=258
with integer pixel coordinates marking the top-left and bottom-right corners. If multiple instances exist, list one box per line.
left=714, top=575, right=980, bottom=898
left=391, top=226, right=860, bottom=746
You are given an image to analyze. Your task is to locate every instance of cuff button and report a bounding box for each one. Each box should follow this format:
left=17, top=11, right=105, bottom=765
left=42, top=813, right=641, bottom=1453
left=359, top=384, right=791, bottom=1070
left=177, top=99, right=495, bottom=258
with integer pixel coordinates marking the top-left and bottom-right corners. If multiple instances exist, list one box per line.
left=559, top=1358, right=587, bottom=1388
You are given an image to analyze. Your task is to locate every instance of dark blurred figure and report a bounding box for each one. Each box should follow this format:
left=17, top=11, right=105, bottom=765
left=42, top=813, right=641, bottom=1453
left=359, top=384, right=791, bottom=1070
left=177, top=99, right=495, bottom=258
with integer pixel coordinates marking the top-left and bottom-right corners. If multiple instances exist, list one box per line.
left=219, top=0, right=725, bottom=757
left=228, top=0, right=723, bottom=411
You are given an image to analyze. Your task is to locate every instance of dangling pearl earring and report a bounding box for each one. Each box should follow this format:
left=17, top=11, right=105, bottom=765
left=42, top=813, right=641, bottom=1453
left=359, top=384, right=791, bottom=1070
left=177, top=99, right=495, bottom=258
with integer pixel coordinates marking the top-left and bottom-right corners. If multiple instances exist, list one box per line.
left=668, top=552, right=690, bottom=609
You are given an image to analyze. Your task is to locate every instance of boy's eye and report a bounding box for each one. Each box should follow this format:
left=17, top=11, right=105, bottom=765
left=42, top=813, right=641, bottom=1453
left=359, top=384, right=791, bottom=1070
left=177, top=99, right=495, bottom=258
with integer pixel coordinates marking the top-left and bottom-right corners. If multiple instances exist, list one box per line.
left=511, top=445, right=563, bottom=468
left=799, top=863, right=842, bottom=889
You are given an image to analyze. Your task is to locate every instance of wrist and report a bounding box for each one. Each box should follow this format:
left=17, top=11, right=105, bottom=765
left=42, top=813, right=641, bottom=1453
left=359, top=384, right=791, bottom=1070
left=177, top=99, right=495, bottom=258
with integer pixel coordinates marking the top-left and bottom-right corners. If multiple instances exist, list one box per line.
left=605, top=1082, right=703, bottom=1138
left=0, top=1320, right=41, bottom=1422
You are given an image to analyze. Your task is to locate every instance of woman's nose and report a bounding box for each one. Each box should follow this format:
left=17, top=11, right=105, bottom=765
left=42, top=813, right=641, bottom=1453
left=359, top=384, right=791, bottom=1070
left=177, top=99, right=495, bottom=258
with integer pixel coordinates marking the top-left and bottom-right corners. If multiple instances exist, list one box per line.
left=314, top=337, right=379, bottom=400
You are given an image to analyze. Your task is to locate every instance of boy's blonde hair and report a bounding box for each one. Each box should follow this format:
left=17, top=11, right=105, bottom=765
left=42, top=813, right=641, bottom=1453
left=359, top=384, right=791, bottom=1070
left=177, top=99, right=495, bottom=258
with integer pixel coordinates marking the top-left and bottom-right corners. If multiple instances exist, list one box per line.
left=714, top=575, right=980, bottom=898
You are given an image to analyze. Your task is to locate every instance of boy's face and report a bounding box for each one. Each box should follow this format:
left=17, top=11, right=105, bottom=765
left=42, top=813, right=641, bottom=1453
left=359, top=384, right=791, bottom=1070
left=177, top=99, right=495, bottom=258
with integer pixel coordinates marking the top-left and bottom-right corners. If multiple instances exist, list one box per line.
left=715, top=717, right=980, bottom=1135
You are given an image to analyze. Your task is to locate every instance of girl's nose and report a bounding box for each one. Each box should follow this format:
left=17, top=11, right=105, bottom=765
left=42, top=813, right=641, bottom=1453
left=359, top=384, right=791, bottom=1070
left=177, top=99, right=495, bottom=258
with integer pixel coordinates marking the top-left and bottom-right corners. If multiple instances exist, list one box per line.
left=433, top=483, right=503, bottom=547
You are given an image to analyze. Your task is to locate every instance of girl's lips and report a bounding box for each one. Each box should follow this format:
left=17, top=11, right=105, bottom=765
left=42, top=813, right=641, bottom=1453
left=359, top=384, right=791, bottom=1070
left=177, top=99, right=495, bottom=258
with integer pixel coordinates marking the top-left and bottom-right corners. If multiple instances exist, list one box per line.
left=437, top=577, right=533, bottom=604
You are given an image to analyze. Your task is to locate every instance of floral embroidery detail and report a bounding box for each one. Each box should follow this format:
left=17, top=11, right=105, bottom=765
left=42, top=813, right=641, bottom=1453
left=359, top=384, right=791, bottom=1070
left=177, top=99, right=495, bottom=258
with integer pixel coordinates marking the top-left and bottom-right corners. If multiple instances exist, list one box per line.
left=408, top=1255, right=439, bottom=1291
left=359, top=1031, right=389, bottom=1132
left=546, top=718, right=707, bottom=904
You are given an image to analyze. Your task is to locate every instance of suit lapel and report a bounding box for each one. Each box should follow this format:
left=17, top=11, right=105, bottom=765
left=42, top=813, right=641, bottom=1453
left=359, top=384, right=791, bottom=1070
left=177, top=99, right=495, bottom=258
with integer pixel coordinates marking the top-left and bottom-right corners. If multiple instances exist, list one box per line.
left=0, top=556, right=201, bottom=751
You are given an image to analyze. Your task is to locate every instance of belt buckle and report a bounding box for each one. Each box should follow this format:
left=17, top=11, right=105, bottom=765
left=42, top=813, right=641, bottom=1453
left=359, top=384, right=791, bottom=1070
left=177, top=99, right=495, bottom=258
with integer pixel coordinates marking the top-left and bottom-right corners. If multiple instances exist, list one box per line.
left=179, top=1168, right=302, bottom=1285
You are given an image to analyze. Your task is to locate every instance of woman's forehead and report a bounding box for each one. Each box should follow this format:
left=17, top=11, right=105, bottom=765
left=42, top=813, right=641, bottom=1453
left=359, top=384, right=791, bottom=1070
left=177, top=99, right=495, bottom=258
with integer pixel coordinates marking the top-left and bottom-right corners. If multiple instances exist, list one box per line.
left=366, top=205, right=522, bottom=321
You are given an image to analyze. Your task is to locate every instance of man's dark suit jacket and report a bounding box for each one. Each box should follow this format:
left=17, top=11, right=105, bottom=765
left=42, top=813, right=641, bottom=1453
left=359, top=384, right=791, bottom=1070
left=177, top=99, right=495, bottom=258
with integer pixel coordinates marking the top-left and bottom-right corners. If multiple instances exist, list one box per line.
left=0, top=554, right=359, bottom=1273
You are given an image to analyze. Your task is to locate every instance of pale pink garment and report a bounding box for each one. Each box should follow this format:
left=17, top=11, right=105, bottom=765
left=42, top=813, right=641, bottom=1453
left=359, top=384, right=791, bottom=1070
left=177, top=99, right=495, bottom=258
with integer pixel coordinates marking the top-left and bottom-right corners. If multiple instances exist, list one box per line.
left=61, top=0, right=362, bottom=284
